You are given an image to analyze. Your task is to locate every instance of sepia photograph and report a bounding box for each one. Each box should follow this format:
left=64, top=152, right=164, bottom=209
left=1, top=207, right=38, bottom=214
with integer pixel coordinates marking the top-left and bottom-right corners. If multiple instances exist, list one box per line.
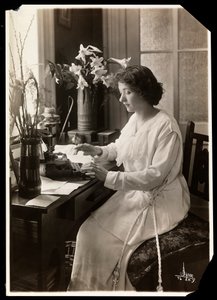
left=6, top=4, right=212, bottom=296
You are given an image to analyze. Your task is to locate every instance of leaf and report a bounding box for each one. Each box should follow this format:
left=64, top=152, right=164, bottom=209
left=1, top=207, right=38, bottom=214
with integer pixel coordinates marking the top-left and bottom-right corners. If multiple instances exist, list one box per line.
left=63, top=64, right=70, bottom=70
left=10, top=86, right=23, bottom=117
left=45, top=63, right=53, bottom=78
left=54, top=64, right=64, bottom=85
left=66, top=82, right=75, bottom=90
left=47, top=60, right=56, bottom=77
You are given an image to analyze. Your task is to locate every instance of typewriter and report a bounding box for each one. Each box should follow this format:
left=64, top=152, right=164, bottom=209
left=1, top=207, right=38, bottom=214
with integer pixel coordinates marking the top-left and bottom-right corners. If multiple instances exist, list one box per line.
left=44, top=152, right=85, bottom=180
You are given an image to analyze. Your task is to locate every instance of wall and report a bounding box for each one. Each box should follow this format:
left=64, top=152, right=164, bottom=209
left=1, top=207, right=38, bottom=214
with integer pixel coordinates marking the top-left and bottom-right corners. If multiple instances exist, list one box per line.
left=104, top=7, right=209, bottom=139
left=54, top=8, right=103, bottom=130
left=7, top=8, right=40, bottom=81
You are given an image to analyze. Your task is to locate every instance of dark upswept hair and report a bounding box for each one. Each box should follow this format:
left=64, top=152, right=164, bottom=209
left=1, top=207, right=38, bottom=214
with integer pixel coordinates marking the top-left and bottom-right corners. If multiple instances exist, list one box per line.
left=115, top=65, right=164, bottom=106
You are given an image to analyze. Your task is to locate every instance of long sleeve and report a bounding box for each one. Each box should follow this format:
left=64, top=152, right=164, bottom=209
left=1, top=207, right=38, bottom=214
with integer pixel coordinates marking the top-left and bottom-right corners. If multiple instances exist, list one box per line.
left=95, top=142, right=118, bottom=162
left=104, top=131, right=181, bottom=191
left=95, top=115, right=136, bottom=163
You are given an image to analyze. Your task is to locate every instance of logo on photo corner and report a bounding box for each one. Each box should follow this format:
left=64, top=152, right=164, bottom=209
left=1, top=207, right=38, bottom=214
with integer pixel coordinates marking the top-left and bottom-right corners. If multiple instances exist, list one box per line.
left=174, top=262, right=196, bottom=283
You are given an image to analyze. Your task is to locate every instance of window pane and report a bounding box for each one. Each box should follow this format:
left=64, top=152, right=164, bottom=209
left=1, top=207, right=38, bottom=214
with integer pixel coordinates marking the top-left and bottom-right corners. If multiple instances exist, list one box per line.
left=140, top=9, right=173, bottom=51
left=178, top=8, right=208, bottom=49
left=141, top=53, right=174, bottom=115
left=179, top=51, right=208, bottom=122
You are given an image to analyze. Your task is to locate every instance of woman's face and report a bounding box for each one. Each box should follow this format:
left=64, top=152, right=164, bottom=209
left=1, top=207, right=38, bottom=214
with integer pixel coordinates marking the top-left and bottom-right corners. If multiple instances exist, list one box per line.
left=118, top=82, right=146, bottom=113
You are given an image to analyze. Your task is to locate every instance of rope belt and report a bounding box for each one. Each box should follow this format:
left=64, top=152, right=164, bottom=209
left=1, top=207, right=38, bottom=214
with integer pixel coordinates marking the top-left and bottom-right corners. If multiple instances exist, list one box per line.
left=152, top=203, right=163, bottom=292
left=112, top=208, right=145, bottom=291
left=112, top=182, right=167, bottom=291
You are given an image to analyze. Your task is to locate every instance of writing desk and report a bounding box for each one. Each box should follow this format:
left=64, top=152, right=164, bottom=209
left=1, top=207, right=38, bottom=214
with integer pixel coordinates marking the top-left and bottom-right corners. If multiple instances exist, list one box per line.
left=10, top=161, right=117, bottom=292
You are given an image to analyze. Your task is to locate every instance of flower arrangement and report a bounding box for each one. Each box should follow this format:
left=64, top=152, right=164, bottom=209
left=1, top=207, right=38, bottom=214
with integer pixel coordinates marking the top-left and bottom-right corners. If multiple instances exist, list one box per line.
left=47, top=44, right=131, bottom=133
left=48, top=43, right=131, bottom=92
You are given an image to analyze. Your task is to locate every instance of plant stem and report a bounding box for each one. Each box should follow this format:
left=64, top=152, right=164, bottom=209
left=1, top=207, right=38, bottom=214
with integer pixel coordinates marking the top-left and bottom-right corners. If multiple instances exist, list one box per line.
left=21, top=15, right=34, bottom=56
left=31, top=75, right=40, bottom=136
left=13, top=115, right=22, bottom=137
left=9, top=45, right=16, bottom=78
left=21, top=92, right=29, bottom=136
left=17, top=113, right=24, bottom=137
left=58, top=96, right=74, bottom=143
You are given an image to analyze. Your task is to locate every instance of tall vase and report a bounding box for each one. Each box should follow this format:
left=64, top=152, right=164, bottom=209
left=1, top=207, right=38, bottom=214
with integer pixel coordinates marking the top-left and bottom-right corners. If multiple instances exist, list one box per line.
left=77, top=87, right=95, bottom=131
left=18, top=137, right=41, bottom=199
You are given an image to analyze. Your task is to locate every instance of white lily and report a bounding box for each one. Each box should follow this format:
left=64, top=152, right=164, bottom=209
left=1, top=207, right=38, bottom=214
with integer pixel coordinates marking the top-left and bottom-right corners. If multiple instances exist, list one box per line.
left=69, top=63, right=82, bottom=75
left=87, top=45, right=102, bottom=53
left=90, top=56, right=104, bottom=68
left=101, top=74, right=115, bottom=88
left=75, top=44, right=93, bottom=64
left=91, top=67, right=107, bottom=82
left=77, top=75, right=88, bottom=90
left=108, top=57, right=131, bottom=68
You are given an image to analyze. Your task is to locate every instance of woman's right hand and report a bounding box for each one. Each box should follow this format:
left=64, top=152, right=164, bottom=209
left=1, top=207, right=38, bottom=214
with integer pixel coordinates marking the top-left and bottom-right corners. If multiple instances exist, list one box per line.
left=73, top=143, right=102, bottom=157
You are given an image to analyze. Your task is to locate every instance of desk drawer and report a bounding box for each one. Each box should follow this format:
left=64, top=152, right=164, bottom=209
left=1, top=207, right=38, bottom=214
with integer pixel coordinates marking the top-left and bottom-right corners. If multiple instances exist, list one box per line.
left=74, top=181, right=114, bottom=219
left=58, top=181, right=115, bottom=221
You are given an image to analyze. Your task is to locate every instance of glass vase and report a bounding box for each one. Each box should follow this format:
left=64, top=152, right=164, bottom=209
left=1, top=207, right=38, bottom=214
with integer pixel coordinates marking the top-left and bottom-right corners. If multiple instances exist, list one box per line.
left=18, top=137, right=41, bottom=199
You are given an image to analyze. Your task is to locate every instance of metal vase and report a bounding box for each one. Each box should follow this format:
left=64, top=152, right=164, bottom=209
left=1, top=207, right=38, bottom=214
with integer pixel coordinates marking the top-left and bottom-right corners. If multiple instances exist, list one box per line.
left=77, top=87, right=94, bottom=131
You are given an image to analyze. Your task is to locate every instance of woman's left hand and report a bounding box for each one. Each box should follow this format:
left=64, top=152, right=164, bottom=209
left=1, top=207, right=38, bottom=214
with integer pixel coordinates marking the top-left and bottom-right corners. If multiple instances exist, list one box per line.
left=82, top=162, right=108, bottom=182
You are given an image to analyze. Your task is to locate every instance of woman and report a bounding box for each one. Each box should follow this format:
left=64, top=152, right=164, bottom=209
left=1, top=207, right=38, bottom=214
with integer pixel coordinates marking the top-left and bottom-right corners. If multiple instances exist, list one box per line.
left=67, top=65, right=190, bottom=291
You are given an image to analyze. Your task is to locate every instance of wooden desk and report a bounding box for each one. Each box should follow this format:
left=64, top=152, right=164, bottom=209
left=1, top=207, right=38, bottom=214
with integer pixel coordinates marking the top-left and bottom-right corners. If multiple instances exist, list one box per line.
left=10, top=162, right=116, bottom=291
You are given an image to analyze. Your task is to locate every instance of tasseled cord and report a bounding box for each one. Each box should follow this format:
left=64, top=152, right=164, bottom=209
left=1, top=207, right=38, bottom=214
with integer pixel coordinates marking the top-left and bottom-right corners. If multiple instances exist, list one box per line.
left=152, top=204, right=163, bottom=292
left=112, top=188, right=165, bottom=292
left=112, top=208, right=145, bottom=291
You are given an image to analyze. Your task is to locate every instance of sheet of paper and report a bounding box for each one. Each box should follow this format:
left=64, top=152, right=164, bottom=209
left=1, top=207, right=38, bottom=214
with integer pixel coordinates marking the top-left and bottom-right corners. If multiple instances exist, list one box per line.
left=67, top=153, right=93, bottom=164
left=40, top=176, right=90, bottom=195
left=54, top=144, right=76, bottom=156
left=54, top=144, right=93, bottom=164
left=25, top=195, right=59, bottom=207
left=43, top=181, right=90, bottom=195
left=41, top=176, right=67, bottom=193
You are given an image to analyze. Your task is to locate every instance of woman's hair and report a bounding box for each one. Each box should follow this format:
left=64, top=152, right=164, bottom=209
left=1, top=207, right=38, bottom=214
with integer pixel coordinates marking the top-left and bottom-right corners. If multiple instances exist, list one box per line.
left=115, top=65, right=164, bottom=106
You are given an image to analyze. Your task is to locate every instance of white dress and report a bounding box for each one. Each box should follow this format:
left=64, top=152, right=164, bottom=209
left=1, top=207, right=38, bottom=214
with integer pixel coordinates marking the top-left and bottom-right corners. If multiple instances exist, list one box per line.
left=67, top=109, right=190, bottom=291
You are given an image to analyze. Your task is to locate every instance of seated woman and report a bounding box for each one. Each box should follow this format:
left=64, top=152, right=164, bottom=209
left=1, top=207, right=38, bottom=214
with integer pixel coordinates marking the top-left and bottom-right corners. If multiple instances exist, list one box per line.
left=67, top=65, right=190, bottom=291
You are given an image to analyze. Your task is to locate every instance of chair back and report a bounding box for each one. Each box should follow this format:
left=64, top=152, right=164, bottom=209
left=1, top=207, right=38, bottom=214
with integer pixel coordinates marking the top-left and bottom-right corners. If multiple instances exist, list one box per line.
left=183, top=121, right=209, bottom=200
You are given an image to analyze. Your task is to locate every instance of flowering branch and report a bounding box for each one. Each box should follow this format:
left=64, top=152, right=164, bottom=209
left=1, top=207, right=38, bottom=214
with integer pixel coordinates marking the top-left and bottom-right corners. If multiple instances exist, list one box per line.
left=9, top=45, right=16, bottom=78
left=9, top=13, right=43, bottom=139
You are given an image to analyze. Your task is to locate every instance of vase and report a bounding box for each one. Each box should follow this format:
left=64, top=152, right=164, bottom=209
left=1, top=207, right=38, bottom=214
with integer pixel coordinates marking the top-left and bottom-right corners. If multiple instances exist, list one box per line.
left=18, top=137, right=42, bottom=199
left=77, top=87, right=96, bottom=131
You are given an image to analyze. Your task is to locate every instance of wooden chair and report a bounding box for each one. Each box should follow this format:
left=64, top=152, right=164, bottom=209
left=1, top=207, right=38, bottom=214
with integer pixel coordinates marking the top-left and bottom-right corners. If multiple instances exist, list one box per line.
left=183, top=121, right=209, bottom=201
left=127, top=120, right=210, bottom=292
left=64, top=121, right=210, bottom=292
